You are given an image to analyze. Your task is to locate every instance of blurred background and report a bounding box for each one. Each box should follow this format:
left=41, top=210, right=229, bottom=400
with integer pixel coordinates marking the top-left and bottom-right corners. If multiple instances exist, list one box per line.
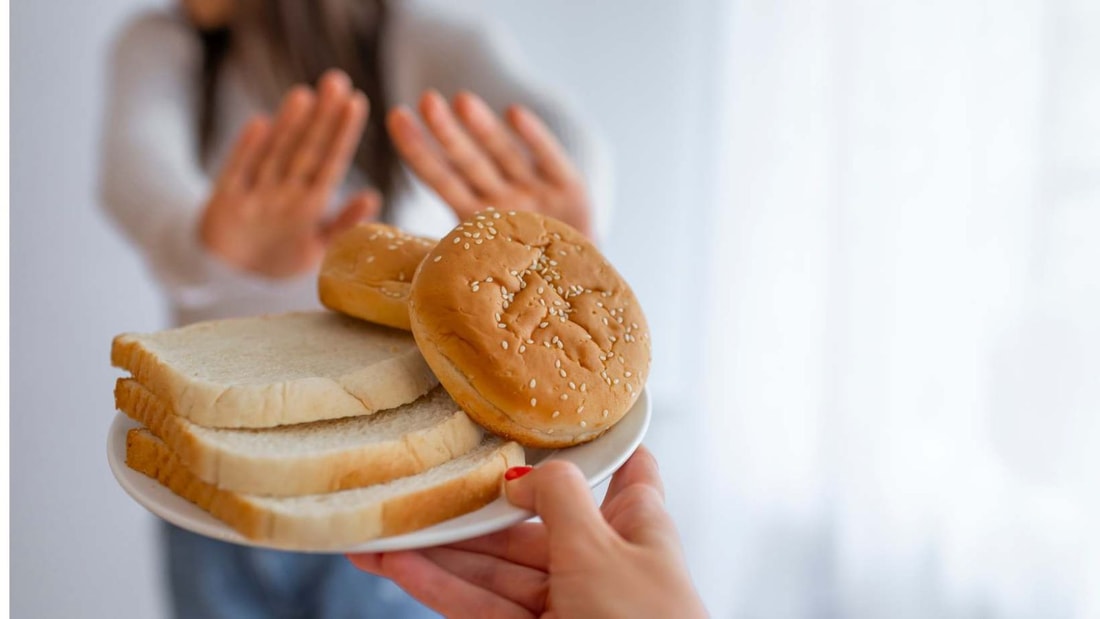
left=11, top=0, right=1100, bottom=617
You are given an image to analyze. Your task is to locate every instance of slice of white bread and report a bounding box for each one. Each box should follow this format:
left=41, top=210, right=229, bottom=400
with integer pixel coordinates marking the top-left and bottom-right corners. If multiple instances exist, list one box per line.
left=116, top=379, right=484, bottom=496
left=111, top=312, right=439, bottom=428
left=126, top=429, right=526, bottom=550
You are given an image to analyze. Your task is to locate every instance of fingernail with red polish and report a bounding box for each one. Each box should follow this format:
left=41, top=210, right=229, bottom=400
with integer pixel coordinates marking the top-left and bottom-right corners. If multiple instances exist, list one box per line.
left=504, top=466, right=533, bottom=481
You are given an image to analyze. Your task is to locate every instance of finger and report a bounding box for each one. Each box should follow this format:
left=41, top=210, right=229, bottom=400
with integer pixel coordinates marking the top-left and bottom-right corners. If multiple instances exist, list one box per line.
left=215, top=116, right=271, bottom=191
left=504, top=460, right=611, bottom=551
left=447, top=521, right=549, bottom=570
left=506, top=105, right=581, bottom=187
left=354, top=551, right=535, bottom=619
left=419, top=90, right=508, bottom=196
left=601, top=482, right=678, bottom=549
left=387, top=106, right=482, bottom=220
left=603, top=445, right=665, bottom=506
left=312, top=91, right=369, bottom=191
left=255, top=86, right=315, bottom=186
left=420, top=547, right=548, bottom=613
left=287, top=70, right=352, bottom=182
left=347, top=552, right=382, bottom=573
left=321, top=189, right=381, bottom=240
left=454, top=91, right=536, bottom=183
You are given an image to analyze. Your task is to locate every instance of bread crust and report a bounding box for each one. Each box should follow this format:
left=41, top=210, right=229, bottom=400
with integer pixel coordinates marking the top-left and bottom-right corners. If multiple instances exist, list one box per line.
left=409, top=210, right=651, bottom=447
left=319, top=222, right=437, bottom=330
left=116, top=378, right=484, bottom=496
left=126, top=429, right=525, bottom=550
left=110, top=312, right=439, bottom=428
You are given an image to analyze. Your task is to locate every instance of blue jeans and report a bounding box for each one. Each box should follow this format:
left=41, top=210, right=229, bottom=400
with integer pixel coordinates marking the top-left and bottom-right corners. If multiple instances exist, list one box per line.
left=162, top=523, right=438, bottom=619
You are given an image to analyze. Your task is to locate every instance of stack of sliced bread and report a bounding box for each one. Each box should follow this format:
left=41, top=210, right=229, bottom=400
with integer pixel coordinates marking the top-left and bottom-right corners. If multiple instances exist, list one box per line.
left=113, top=311, right=524, bottom=550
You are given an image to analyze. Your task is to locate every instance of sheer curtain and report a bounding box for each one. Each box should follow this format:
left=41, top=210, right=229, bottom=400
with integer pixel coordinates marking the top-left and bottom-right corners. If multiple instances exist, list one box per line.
left=694, top=0, right=1100, bottom=616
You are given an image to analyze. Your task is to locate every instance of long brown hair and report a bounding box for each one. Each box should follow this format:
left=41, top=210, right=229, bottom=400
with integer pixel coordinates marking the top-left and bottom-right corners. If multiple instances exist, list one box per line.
left=196, top=0, right=400, bottom=199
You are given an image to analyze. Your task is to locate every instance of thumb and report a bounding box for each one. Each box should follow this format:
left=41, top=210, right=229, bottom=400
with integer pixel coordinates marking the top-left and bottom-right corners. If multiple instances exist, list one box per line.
left=504, top=460, right=611, bottom=550
left=323, top=189, right=381, bottom=240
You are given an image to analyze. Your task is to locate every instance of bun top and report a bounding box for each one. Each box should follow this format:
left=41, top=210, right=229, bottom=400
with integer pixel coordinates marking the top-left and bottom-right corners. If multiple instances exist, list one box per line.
left=409, top=210, right=650, bottom=445
left=321, top=222, right=435, bottom=297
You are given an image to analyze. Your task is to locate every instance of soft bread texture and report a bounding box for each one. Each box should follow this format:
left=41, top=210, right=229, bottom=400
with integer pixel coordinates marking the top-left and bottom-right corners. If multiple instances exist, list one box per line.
left=409, top=210, right=651, bottom=448
left=111, top=312, right=438, bottom=428
left=126, top=429, right=525, bottom=550
left=116, top=379, right=484, bottom=496
left=319, top=223, right=437, bottom=330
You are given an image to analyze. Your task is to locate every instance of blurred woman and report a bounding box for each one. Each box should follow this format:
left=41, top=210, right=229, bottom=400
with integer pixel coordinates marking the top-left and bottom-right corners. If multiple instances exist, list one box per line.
left=99, top=1, right=609, bottom=616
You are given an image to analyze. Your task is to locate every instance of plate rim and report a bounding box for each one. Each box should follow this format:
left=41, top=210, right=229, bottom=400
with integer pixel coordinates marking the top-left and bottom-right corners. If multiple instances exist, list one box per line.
left=107, top=388, right=652, bottom=554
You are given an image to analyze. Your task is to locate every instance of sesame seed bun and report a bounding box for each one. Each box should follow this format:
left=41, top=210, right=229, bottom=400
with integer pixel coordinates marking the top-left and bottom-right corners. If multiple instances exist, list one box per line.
left=409, top=210, right=651, bottom=448
left=319, top=223, right=436, bottom=330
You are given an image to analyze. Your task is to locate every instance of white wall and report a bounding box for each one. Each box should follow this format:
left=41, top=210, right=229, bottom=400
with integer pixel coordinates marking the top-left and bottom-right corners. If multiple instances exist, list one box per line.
left=12, top=0, right=167, bottom=616
left=11, top=1, right=720, bottom=616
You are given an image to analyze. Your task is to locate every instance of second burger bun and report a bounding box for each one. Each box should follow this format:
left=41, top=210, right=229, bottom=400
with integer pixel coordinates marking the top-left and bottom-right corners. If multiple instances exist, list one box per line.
left=409, top=210, right=651, bottom=448
left=319, top=223, right=436, bottom=330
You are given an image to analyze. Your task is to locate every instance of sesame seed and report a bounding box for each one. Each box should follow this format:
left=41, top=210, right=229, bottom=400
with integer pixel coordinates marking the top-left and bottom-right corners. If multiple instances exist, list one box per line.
left=577, top=406, right=585, bottom=413
left=580, top=421, right=588, bottom=428
left=561, top=393, right=568, bottom=400
left=485, top=277, right=493, bottom=283
left=569, top=381, right=576, bottom=390
left=519, top=345, right=526, bottom=353
left=433, top=255, right=442, bottom=263
left=464, top=243, right=470, bottom=249
left=531, top=398, right=537, bottom=406
left=627, top=383, right=634, bottom=392
left=539, top=322, right=549, bottom=329
left=463, top=232, right=472, bottom=238
left=530, top=379, right=537, bottom=388
left=471, top=284, right=479, bottom=292
left=581, top=383, right=587, bottom=392
left=453, top=237, right=461, bottom=244
left=602, top=410, right=609, bottom=417
left=552, top=410, right=560, bottom=418
left=501, top=340, right=509, bottom=350
left=538, top=287, right=544, bottom=294
left=554, top=359, right=561, bottom=368
left=498, top=323, right=506, bottom=328
left=559, top=369, right=567, bottom=378
left=476, top=239, right=483, bottom=245
left=625, top=371, right=632, bottom=377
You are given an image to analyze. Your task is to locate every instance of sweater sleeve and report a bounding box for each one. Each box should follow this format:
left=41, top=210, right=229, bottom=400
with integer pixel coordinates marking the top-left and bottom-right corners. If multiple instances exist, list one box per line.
left=386, top=8, right=615, bottom=242
left=98, top=13, right=278, bottom=310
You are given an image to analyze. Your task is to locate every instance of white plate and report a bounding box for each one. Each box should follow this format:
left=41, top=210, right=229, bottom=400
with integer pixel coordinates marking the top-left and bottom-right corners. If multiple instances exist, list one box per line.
left=107, top=389, right=651, bottom=554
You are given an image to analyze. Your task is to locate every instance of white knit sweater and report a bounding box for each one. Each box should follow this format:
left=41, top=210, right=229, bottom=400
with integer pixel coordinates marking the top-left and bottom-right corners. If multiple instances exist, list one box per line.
left=99, top=5, right=610, bottom=326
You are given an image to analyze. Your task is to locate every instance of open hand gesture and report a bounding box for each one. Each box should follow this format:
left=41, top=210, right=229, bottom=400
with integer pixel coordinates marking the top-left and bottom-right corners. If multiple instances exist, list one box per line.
left=388, top=90, right=593, bottom=238
left=199, top=71, right=379, bottom=277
